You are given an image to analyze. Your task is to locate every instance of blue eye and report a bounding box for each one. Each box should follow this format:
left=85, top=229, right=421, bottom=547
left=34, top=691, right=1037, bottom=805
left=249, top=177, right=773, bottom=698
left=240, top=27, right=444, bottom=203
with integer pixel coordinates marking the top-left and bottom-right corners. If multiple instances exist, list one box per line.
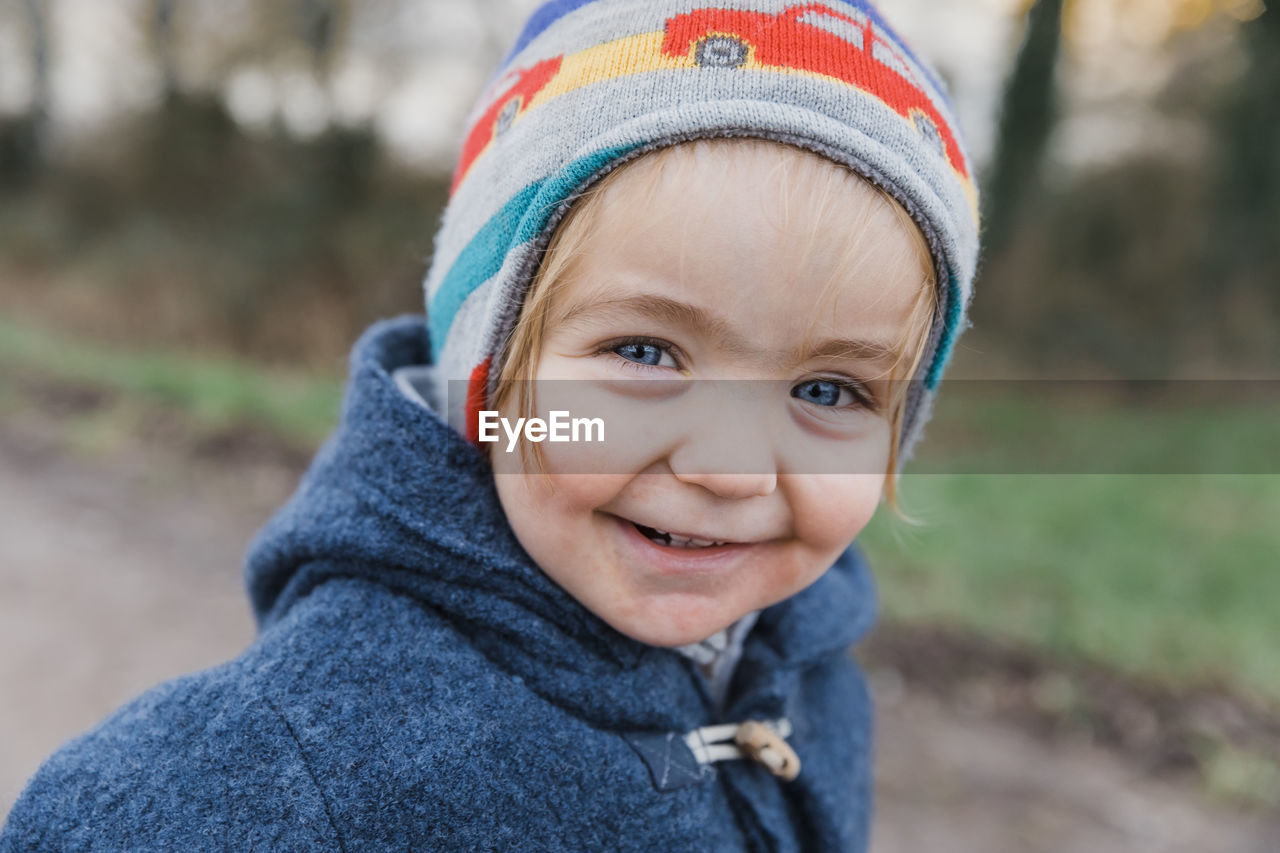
left=615, top=342, right=667, bottom=366
left=598, top=337, right=684, bottom=372
left=792, top=379, right=862, bottom=408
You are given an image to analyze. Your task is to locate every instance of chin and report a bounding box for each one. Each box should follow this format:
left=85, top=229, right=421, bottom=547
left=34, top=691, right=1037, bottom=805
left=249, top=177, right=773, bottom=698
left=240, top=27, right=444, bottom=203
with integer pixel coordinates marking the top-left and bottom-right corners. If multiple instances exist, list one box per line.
left=607, top=605, right=739, bottom=649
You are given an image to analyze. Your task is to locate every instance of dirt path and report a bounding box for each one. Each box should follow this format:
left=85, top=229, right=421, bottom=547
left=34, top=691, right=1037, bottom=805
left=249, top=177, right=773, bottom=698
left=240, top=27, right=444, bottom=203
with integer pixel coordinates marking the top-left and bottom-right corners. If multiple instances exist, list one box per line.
left=873, top=684, right=1277, bottom=852
left=1, top=418, right=1277, bottom=850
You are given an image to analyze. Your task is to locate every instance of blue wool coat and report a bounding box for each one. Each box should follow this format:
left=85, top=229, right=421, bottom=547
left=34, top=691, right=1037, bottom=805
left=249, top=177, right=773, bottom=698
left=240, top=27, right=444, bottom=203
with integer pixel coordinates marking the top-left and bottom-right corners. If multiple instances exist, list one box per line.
left=1, top=318, right=878, bottom=852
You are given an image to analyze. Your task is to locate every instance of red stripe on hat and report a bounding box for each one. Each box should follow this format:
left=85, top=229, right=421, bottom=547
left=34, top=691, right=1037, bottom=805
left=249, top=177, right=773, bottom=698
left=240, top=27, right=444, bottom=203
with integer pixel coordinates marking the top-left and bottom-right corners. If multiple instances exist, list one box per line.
left=464, top=357, right=492, bottom=445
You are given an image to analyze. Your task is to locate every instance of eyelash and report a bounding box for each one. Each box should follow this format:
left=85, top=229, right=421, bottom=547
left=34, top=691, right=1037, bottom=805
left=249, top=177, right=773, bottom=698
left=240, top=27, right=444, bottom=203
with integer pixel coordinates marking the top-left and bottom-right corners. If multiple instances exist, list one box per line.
left=793, top=376, right=879, bottom=413
left=596, top=336, right=878, bottom=412
left=596, top=336, right=685, bottom=373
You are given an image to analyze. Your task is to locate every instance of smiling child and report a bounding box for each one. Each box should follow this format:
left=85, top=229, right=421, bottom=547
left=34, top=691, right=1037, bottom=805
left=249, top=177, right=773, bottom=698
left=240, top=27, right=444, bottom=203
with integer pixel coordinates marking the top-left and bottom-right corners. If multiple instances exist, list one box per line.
left=488, top=138, right=937, bottom=651
left=1, top=2, right=979, bottom=851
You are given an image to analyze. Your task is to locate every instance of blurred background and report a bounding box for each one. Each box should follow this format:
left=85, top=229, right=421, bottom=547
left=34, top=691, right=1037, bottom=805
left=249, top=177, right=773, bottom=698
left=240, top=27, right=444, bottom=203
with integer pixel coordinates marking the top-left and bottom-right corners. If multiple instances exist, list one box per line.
left=1, top=0, right=1277, bottom=849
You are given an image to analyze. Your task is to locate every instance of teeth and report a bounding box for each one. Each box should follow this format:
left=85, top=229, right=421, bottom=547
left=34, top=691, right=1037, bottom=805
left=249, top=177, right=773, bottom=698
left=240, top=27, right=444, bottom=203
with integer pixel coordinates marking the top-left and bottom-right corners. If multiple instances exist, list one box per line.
left=636, top=524, right=725, bottom=548
left=669, top=533, right=723, bottom=548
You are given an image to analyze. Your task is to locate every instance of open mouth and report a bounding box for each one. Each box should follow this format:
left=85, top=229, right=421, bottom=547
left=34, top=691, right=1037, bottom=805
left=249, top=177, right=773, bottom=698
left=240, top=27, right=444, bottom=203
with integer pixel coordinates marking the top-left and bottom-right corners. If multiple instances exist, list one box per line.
left=633, top=523, right=728, bottom=549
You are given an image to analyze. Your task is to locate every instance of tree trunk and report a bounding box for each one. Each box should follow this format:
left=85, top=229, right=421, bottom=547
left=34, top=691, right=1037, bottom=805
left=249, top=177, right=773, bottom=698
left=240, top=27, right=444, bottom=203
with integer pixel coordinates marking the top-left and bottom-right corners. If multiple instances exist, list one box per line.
left=982, top=0, right=1067, bottom=257
left=2, top=0, right=52, bottom=183
left=1219, top=2, right=1280, bottom=248
left=297, top=0, right=340, bottom=81
left=153, top=0, right=179, bottom=100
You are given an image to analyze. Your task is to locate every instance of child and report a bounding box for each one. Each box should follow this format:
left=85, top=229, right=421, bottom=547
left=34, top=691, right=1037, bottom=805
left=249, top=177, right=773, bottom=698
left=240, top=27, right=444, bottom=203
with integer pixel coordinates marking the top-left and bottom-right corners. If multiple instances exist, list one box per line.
left=1, top=1, right=978, bottom=850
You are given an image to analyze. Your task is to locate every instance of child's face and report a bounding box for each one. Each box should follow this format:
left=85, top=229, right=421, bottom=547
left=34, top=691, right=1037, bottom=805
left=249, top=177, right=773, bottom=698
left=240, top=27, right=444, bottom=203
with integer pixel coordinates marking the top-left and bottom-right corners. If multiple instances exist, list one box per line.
left=491, top=145, right=929, bottom=648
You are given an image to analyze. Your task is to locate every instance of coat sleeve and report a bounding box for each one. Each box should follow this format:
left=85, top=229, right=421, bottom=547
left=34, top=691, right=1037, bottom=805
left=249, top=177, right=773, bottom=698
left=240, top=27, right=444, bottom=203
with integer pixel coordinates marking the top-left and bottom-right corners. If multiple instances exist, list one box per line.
left=0, top=672, right=344, bottom=852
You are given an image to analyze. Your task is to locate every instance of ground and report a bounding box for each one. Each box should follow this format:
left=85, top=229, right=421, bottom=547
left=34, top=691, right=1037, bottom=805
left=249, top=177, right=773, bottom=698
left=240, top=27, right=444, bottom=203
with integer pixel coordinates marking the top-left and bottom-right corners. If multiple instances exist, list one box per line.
left=1, top=405, right=1277, bottom=851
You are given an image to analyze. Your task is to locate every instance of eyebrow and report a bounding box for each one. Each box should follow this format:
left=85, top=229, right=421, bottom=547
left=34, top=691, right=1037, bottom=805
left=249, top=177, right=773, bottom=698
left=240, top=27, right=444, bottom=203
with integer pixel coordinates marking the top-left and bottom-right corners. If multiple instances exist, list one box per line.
left=558, top=294, right=754, bottom=355
left=791, top=337, right=898, bottom=367
left=558, top=293, right=899, bottom=367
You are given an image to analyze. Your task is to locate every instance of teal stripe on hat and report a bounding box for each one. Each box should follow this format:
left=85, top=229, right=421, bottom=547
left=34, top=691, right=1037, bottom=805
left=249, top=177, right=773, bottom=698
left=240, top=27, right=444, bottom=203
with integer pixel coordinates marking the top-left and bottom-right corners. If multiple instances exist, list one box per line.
left=925, top=272, right=964, bottom=390
left=513, top=143, right=637, bottom=245
left=429, top=144, right=637, bottom=359
left=429, top=181, right=540, bottom=358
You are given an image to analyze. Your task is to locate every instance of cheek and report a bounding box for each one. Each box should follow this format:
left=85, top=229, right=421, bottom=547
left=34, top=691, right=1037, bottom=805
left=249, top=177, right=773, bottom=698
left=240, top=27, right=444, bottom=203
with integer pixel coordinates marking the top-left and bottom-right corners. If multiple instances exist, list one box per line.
left=790, top=474, right=885, bottom=555
left=540, top=472, right=635, bottom=516
left=531, top=380, right=680, bottom=478
left=493, top=464, right=631, bottom=551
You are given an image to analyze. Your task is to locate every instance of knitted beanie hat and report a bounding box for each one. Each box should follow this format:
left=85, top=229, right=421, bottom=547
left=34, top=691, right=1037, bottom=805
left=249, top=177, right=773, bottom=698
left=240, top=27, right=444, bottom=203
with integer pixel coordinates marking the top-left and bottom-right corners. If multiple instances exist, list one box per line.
left=423, top=0, right=980, bottom=462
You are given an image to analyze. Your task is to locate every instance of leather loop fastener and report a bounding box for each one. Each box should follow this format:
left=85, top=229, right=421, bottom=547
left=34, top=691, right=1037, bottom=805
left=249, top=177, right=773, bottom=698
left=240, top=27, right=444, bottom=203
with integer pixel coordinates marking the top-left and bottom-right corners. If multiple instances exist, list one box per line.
left=734, top=720, right=802, bottom=782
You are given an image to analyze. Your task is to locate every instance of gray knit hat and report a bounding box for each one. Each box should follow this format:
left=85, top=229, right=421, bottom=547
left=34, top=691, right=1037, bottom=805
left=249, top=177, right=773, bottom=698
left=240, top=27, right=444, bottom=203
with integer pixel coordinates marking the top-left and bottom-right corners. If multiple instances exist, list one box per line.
left=423, top=0, right=980, bottom=460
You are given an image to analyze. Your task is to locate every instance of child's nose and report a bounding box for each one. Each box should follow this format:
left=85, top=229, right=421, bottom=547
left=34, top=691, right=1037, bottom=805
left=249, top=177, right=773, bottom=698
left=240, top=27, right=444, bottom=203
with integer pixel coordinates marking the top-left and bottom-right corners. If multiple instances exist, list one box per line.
left=670, top=468, right=778, bottom=500
left=666, top=405, right=779, bottom=499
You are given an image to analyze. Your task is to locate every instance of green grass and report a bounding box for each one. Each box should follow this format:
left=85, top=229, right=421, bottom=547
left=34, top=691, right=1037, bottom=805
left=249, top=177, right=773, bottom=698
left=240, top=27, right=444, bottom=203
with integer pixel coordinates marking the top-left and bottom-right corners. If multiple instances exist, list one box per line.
left=908, top=382, right=1280, bottom=475
left=4, top=317, right=1279, bottom=707
left=0, top=317, right=343, bottom=446
left=862, top=473, right=1280, bottom=706
left=858, top=375, right=1280, bottom=706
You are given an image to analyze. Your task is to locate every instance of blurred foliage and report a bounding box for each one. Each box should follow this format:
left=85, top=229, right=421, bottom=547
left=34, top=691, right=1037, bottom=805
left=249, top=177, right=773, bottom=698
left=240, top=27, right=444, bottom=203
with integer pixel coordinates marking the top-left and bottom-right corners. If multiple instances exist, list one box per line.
left=977, top=155, right=1273, bottom=374
left=0, top=0, right=1276, bottom=376
left=0, top=115, right=45, bottom=190
left=1213, top=0, right=1280, bottom=269
left=0, top=93, right=448, bottom=368
left=975, top=1, right=1280, bottom=376
left=1, top=0, right=51, bottom=186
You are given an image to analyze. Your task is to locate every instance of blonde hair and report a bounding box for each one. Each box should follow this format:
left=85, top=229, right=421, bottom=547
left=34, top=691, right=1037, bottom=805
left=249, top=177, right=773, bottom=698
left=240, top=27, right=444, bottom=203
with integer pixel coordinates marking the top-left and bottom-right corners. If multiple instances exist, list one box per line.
left=493, top=138, right=936, bottom=510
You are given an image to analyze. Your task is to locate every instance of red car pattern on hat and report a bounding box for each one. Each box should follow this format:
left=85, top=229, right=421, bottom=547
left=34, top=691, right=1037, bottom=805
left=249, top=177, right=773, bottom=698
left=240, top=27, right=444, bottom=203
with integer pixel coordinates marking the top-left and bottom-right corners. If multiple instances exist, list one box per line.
left=452, top=56, right=564, bottom=195
left=661, top=3, right=970, bottom=179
